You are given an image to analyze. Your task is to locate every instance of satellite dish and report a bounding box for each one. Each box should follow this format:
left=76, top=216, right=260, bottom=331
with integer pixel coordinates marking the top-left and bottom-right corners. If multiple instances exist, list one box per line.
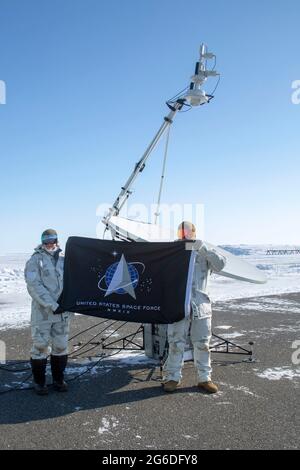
left=105, top=216, right=267, bottom=285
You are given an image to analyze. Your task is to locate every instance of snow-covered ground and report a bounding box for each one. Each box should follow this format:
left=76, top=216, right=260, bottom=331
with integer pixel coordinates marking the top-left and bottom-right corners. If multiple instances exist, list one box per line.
left=0, top=245, right=300, bottom=331
left=210, top=244, right=300, bottom=301
left=0, top=253, right=31, bottom=331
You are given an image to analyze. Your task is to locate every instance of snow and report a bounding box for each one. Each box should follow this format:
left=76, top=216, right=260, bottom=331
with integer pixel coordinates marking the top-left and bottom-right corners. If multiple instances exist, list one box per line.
left=218, top=381, right=261, bottom=398
left=1, top=245, right=300, bottom=330
left=256, top=367, right=300, bottom=381
left=214, top=332, right=244, bottom=339
left=107, top=350, right=155, bottom=364
left=0, top=254, right=31, bottom=330
left=98, top=416, right=119, bottom=435
left=213, top=297, right=300, bottom=319
left=210, top=244, right=300, bottom=301
left=0, top=254, right=29, bottom=295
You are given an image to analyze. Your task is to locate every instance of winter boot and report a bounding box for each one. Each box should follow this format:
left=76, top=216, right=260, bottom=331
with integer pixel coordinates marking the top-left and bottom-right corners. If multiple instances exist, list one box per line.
left=50, top=355, right=68, bottom=392
left=197, top=381, right=219, bottom=394
left=30, top=358, right=48, bottom=396
left=163, top=380, right=180, bottom=393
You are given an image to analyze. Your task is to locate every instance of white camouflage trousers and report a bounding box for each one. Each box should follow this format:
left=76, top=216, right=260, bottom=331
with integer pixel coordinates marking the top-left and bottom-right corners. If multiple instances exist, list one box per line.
left=31, top=318, right=70, bottom=359
left=163, top=315, right=212, bottom=383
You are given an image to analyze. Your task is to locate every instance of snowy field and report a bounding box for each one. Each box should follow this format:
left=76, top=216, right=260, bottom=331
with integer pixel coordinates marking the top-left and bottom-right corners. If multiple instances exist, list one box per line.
left=0, top=253, right=31, bottom=331
left=210, top=244, right=300, bottom=301
left=0, top=245, right=300, bottom=331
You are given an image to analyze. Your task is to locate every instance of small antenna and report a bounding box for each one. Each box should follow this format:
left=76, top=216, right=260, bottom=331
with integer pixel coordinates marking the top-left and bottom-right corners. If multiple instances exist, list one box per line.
left=184, top=43, right=219, bottom=106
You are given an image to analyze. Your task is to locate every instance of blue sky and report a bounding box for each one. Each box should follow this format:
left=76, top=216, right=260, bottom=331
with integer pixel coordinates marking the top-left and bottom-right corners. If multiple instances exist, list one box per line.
left=0, top=0, right=299, bottom=253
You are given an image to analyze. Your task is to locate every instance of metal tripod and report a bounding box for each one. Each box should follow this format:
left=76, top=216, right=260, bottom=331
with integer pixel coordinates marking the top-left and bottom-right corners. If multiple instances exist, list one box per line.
left=101, top=324, right=254, bottom=361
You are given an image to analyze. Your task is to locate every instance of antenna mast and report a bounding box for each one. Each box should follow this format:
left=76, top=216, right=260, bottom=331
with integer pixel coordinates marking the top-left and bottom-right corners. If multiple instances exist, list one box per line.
left=103, top=44, right=219, bottom=226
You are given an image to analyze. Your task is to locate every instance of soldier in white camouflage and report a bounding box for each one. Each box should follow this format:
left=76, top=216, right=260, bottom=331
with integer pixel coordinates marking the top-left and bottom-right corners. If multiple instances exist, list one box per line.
left=163, top=221, right=226, bottom=394
left=24, top=229, right=73, bottom=395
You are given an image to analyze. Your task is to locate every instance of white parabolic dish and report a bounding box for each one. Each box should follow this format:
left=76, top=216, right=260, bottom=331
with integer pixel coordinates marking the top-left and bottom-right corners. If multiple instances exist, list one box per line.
left=105, top=216, right=267, bottom=285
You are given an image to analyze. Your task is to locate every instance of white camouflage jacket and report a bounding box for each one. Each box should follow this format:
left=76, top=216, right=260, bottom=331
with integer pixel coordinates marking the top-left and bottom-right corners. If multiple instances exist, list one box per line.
left=191, top=242, right=226, bottom=319
left=24, top=245, right=71, bottom=325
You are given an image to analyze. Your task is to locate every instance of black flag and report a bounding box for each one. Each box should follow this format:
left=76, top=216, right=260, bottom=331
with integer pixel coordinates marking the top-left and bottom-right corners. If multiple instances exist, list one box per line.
left=58, top=237, right=195, bottom=324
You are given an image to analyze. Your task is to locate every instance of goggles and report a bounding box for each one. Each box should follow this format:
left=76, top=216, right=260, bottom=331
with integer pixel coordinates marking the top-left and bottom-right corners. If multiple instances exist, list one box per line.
left=42, top=237, right=58, bottom=245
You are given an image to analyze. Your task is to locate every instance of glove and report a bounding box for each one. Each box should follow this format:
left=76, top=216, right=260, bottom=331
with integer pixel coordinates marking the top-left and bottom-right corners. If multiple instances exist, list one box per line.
left=54, top=305, right=65, bottom=315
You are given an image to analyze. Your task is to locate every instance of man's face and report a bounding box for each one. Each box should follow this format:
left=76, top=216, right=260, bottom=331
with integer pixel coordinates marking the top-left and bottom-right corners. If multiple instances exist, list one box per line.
left=43, top=241, right=58, bottom=250
left=178, top=227, right=196, bottom=241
